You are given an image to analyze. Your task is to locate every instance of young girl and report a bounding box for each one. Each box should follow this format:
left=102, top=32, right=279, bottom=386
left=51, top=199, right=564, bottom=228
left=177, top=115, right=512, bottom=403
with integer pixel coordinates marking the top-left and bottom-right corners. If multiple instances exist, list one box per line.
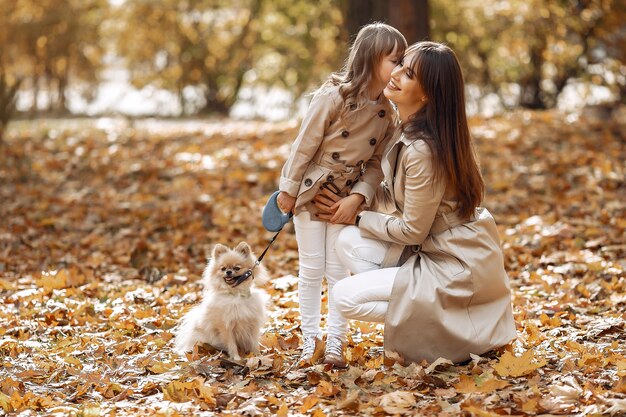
left=277, top=23, right=407, bottom=368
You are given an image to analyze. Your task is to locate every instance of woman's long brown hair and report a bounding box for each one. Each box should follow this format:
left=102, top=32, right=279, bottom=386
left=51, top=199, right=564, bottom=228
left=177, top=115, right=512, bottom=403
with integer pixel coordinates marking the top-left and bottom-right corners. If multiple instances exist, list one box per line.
left=401, top=42, right=484, bottom=220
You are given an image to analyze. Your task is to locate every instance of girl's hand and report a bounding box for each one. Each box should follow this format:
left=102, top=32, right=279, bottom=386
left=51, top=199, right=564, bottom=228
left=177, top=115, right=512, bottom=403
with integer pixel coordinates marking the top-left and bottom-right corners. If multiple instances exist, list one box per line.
left=312, top=187, right=341, bottom=221
left=330, top=193, right=364, bottom=224
left=277, top=192, right=296, bottom=214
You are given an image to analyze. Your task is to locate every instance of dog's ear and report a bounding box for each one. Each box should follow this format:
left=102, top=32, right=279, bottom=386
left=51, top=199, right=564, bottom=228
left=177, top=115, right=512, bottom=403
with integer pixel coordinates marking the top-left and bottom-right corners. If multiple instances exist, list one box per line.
left=212, top=243, right=229, bottom=259
left=235, top=242, right=251, bottom=257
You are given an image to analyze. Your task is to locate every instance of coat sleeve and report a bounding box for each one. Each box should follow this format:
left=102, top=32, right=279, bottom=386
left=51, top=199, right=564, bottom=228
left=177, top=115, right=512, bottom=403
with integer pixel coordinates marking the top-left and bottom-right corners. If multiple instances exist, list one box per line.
left=370, top=181, right=397, bottom=214
left=358, top=141, right=446, bottom=246
left=279, top=90, right=341, bottom=197
left=350, top=120, right=395, bottom=206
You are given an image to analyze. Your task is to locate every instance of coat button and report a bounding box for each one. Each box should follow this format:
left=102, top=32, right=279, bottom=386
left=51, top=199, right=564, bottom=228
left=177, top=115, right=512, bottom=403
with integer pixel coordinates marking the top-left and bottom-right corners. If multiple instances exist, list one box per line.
left=332, top=152, right=340, bottom=161
left=327, top=175, right=334, bottom=182
left=378, top=110, right=386, bottom=118
left=369, top=138, right=377, bottom=146
left=304, top=178, right=312, bottom=187
left=341, top=130, right=350, bottom=138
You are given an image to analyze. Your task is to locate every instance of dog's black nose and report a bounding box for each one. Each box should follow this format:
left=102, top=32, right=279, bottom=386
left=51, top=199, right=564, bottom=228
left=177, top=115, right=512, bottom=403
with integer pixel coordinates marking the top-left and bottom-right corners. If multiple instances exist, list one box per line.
left=226, top=270, right=233, bottom=276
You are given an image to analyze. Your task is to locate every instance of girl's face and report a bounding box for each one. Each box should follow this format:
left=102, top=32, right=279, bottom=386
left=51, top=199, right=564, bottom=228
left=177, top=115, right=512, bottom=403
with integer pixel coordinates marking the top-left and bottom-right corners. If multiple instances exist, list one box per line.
left=384, top=50, right=427, bottom=120
left=376, top=44, right=403, bottom=87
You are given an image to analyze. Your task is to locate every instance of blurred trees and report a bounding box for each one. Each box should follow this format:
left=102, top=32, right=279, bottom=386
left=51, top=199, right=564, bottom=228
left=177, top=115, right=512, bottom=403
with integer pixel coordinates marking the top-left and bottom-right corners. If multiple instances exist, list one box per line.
left=432, top=0, right=626, bottom=109
left=0, top=0, right=108, bottom=114
left=115, top=0, right=343, bottom=115
left=0, top=0, right=624, bottom=130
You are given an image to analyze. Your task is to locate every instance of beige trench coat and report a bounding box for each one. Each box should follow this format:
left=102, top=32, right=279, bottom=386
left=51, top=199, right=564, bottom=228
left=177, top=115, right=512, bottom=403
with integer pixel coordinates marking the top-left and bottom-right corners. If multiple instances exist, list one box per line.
left=279, top=85, right=395, bottom=216
left=358, top=134, right=517, bottom=364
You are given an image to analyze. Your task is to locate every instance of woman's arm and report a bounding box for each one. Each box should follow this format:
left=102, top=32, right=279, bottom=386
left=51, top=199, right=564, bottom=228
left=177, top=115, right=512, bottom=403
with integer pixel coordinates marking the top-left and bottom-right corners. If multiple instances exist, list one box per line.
left=358, top=142, right=446, bottom=246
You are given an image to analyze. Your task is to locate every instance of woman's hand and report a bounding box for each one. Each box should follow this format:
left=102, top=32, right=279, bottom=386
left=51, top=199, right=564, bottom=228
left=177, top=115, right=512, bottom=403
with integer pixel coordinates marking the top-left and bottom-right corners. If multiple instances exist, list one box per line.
left=330, top=193, right=364, bottom=224
left=277, top=191, right=296, bottom=214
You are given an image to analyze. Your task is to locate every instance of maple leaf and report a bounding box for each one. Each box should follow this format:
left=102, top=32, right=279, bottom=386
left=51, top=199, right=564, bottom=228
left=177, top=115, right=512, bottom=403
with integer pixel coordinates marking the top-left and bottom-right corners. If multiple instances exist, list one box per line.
left=454, top=374, right=509, bottom=393
left=299, top=394, right=319, bottom=413
left=493, top=350, right=547, bottom=377
left=0, top=391, right=11, bottom=412
left=604, top=399, right=626, bottom=416
left=462, top=403, right=504, bottom=417
left=377, top=391, right=416, bottom=415
left=276, top=403, right=289, bottom=417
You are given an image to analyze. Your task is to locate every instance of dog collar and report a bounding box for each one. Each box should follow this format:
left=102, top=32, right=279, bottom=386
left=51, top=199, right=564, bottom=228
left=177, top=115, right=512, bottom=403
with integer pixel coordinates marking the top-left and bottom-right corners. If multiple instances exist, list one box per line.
left=229, top=269, right=254, bottom=288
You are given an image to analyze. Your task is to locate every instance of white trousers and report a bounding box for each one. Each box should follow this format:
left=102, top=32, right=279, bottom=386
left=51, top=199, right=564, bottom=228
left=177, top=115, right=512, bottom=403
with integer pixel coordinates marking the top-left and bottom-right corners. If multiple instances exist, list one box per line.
left=294, top=212, right=349, bottom=341
left=332, top=225, right=400, bottom=323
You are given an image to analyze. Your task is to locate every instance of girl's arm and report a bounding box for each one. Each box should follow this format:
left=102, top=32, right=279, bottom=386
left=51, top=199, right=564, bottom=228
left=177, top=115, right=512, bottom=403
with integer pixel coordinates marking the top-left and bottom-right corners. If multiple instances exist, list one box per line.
left=358, top=142, right=446, bottom=246
left=279, top=90, right=341, bottom=197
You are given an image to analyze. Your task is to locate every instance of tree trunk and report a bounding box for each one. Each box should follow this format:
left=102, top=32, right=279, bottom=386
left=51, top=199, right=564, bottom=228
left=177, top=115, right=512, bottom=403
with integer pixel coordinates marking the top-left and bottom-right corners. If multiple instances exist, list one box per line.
left=388, top=0, right=429, bottom=43
left=58, top=59, right=70, bottom=113
left=519, top=37, right=546, bottom=109
left=345, top=0, right=388, bottom=41
left=345, top=0, right=429, bottom=44
left=200, top=0, right=262, bottom=115
left=202, top=77, right=230, bottom=115
left=0, top=74, right=22, bottom=142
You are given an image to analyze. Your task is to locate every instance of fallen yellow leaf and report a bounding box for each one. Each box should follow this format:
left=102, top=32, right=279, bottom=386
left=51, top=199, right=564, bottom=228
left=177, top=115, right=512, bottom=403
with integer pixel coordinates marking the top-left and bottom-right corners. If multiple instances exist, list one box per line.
left=493, top=350, right=547, bottom=377
left=454, top=374, right=509, bottom=393
left=299, top=394, right=319, bottom=413
left=276, top=402, right=289, bottom=417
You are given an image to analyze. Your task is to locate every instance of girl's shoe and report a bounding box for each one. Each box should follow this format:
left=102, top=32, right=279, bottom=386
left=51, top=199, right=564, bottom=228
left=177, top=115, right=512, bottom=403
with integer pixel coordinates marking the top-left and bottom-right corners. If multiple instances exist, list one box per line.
left=298, top=335, right=323, bottom=365
left=323, top=336, right=348, bottom=368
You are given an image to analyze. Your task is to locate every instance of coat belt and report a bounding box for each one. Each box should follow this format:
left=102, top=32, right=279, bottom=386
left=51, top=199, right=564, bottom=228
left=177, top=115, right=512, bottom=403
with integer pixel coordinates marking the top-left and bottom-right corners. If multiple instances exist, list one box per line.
left=430, top=211, right=472, bottom=234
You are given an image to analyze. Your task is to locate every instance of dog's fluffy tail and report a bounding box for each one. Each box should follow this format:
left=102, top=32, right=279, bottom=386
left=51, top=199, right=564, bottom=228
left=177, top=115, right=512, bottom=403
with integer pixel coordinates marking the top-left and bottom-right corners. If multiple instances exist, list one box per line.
left=173, top=307, right=199, bottom=355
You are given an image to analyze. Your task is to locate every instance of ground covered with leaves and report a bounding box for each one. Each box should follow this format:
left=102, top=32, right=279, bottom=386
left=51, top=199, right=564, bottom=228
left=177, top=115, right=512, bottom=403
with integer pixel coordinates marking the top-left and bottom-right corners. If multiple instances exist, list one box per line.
left=0, top=108, right=625, bottom=416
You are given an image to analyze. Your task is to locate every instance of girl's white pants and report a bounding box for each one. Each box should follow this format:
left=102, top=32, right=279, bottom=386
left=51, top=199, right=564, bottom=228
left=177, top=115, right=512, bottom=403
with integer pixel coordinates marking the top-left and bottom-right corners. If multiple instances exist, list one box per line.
left=332, top=225, right=400, bottom=323
left=294, top=212, right=349, bottom=341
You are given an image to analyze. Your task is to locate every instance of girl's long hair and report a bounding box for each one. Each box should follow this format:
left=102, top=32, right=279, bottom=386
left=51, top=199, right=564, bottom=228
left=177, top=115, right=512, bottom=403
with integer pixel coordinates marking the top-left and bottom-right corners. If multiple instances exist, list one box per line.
left=321, top=22, right=407, bottom=119
left=401, top=42, right=484, bottom=219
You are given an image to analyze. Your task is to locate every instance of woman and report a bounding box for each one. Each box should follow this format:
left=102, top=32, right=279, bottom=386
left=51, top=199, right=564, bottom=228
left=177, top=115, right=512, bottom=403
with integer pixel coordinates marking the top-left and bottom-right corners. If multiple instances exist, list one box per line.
left=313, top=42, right=516, bottom=365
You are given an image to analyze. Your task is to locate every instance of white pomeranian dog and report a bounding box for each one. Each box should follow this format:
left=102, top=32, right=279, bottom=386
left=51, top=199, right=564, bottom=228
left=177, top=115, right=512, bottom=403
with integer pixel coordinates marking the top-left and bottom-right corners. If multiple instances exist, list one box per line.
left=174, top=242, right=269, bottom=360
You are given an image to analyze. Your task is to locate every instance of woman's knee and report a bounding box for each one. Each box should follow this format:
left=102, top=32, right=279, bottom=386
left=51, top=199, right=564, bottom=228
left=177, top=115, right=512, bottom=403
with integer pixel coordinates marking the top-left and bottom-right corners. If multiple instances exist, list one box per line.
left=335, top=226, right=359, bottom=265
left=332, top=279, right=357, bottom=318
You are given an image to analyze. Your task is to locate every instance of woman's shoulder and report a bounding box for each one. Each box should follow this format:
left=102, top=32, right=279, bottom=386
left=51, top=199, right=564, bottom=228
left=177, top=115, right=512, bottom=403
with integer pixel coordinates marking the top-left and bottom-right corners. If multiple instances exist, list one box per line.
left=402, top=132, right=433, bottom=155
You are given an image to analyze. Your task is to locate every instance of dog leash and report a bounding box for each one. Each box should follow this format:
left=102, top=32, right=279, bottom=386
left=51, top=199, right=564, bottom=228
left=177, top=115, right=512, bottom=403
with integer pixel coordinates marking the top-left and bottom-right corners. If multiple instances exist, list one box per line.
left=230, top=228, right=285, bottom=288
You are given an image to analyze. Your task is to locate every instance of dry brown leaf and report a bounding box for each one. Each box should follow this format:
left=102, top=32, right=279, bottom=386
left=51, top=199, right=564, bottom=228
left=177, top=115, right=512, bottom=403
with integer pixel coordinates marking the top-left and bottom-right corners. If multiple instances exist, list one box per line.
left=378, top=391, right=416, bottom=415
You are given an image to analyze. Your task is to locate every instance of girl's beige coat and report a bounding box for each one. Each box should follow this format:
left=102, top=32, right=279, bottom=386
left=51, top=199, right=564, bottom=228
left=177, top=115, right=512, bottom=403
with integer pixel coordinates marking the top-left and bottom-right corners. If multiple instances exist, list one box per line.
left=358, top=134, right=517, bottom=364
left=280, top=85, right=395, bottom=215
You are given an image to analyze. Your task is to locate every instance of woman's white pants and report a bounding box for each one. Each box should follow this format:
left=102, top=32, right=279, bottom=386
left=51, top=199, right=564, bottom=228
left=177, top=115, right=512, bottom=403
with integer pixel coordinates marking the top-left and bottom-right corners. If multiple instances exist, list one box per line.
left=332, top=225, right=400, bottom=323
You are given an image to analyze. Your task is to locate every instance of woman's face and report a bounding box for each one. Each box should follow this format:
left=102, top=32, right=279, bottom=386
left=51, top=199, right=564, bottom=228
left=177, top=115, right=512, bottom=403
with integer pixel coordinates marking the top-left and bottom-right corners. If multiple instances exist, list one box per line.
left=384, top=50, right=427, bottom=120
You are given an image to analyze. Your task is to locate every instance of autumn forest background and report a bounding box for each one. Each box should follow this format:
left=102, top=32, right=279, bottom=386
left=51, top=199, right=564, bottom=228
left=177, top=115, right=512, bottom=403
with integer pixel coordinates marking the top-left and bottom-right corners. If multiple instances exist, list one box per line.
left=1, top=0, right=625, bottom=416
